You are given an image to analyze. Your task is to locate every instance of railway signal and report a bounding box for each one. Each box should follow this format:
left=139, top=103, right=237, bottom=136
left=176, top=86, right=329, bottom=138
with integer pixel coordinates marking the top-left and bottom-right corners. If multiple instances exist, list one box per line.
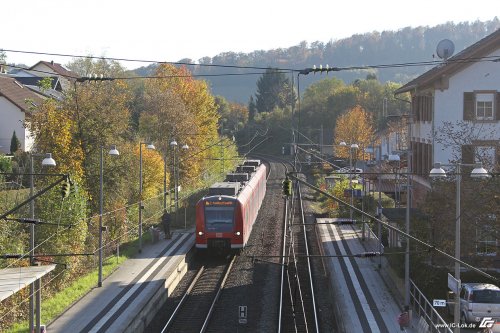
left=61, top=176, right=71, bottom=198
left=282, top=178, right=292, bottom=196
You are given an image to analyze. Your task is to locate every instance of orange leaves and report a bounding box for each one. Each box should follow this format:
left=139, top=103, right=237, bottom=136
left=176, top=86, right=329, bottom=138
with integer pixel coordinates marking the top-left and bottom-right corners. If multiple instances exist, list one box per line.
left=141, top=64, right=220, bottom=186
left=135, top=145, right=164, bottom=200
left=334, top=105, right=375, bottom=160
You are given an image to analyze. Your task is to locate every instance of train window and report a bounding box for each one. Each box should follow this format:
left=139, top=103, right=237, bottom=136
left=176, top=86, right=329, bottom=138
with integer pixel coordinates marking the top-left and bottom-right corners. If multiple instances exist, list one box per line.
left=205, top=206, right=235, bottom=232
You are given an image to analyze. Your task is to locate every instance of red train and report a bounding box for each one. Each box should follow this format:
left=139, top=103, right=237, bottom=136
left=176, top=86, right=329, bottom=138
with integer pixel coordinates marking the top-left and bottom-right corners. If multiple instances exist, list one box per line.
left=195, top=160, right=267, bottom=251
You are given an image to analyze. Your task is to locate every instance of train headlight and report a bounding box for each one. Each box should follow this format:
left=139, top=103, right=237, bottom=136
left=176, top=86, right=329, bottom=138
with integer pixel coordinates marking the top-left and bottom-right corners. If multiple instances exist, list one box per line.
left=198, top=231, right=204, bottom=236
left=235, top=231, right=241, bottom=236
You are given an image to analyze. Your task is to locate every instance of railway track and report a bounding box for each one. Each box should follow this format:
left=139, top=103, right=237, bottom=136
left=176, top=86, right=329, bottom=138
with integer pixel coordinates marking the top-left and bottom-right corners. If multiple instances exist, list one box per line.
left=161, top=256, right=235, bottom=333
left=280, top=171, right=320, bottom=332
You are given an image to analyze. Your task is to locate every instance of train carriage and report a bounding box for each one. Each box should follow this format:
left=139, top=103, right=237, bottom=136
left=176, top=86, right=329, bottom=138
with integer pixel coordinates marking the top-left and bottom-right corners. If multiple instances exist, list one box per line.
left=195, top=160, right=267, bottom=251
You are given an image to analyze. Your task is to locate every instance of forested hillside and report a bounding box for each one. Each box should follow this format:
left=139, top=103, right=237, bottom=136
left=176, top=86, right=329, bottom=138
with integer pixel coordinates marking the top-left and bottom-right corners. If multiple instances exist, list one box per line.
left=133, top=19, right=500, bottom=103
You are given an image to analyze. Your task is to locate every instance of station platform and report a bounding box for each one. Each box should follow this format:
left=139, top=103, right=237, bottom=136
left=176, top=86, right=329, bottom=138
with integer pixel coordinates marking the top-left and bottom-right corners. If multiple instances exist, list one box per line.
left=317, top=218, right=419, bottom=333
left=47, top=231, right=194, bottom=333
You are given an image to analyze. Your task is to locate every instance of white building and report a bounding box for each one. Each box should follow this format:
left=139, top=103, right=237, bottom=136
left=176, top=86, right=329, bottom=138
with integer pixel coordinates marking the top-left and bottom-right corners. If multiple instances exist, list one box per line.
left=395, top=29, right=500, bottom=176
left=28, top=61, right=79, bottom=92
left=0, top=76, right=43, bottom=154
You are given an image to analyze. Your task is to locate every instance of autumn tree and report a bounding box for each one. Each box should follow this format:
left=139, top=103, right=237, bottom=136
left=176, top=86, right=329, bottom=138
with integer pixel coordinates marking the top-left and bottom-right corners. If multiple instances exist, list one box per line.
left=64, top=59, right=132, bottom=211
left=139, top=64, right=221, bottom=189
left=334, top=105, right=375, bottom=160
left=25, top=98, right=88, bottom=275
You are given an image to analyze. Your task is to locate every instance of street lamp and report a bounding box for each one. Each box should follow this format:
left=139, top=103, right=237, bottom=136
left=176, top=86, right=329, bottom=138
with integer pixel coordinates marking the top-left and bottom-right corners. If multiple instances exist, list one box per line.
left=29, top=152, right=56, bottom=333
left=339, top=141, right=359, bottom=222
left=429, top=162, right=490, bottom=333
left=139, top=142, right=155, bottom=253
left=170, top=140, right=189, bottom=225
left=98, top=145, right=119, bottom=288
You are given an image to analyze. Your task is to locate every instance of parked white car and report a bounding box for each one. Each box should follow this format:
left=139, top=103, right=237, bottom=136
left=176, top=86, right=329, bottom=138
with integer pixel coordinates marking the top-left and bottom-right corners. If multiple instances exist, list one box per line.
left=448, top=283, right=500, bottom=325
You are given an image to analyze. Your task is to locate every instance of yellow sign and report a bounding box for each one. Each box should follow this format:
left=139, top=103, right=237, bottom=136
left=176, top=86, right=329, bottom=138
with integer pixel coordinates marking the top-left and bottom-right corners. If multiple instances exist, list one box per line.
left=205, top=201, right=234, bottom=206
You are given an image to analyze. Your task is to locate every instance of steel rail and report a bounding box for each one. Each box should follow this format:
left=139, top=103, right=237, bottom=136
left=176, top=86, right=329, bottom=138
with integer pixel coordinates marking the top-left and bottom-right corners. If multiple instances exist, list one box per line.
left=160, top=266, right=205, bottom=333
left=297, top=181, right=320, bottom=333
left=200, top=255, right=236, bottom=332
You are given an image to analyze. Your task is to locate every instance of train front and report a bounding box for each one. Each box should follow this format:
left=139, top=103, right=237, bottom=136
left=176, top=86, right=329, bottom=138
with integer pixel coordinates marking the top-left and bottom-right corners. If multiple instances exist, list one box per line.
left=195, top=196, right=243, bottom=251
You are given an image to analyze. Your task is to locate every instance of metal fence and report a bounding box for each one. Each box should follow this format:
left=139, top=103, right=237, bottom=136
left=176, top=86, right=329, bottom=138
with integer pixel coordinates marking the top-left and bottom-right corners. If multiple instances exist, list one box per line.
left=410, top=280, right=452, bottom=333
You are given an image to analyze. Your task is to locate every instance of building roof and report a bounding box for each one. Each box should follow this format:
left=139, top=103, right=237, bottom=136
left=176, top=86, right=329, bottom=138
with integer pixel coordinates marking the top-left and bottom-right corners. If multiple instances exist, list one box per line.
left=395, top=29, right=500, bottom=94
left=0, top=76, right=44, bottom=111
left=14, top=76, right=63, bottom=91
left=30, top=61, right=80, bottom=79
left=0, top=265, right=56, bottom=301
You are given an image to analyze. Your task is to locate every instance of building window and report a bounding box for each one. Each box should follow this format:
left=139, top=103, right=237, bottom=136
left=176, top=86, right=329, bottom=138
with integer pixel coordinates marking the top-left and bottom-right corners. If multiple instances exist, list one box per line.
left=464, top=91, right=499, bottom=121
left=476, top=93, right=494, bottom=120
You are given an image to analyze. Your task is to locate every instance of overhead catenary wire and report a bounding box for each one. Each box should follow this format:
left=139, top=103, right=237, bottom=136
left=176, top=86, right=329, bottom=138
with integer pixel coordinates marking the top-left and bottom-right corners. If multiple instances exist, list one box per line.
left=287, top=173, right=499, bottom=282
left=2, top=48, right=499, bottom=82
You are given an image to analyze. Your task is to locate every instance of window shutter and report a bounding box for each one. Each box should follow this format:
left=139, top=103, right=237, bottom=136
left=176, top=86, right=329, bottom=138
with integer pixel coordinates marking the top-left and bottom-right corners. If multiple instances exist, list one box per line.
left=463, top=92, right=474, bottom=120
left=461, top=145, right=474, bottom=164
left=496, top=92, right=500, bottom=120
left=412, top=96, right=419, bottom=121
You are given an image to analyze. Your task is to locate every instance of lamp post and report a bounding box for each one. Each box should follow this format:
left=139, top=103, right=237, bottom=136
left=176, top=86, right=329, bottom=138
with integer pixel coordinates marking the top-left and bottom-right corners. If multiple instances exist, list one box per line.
left=339, top=142, right=359, bottom=222
left=429, top=162, right=490, bottom=333
left=170, top=140, right=189, bottom=225
left=29, top=153, right=56, bottom=333
left=139, top=142, right=155, bottom=253
left=98, top=145, right=119, bottom=288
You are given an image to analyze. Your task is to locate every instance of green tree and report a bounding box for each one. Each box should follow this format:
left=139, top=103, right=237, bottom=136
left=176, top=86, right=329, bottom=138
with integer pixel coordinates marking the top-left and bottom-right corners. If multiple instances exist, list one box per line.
left=215, top=96, right=249, bottom=135
left=0, top=155, right=11, bottom=173
left=10, top=131, right=20, bottom=154
left=214, top=95, right=231, bottom=129
left=38, top=77, right=54, bottom=92
left=248, top=96, right=257, bottom=121
left=252, top=106, right=293, bottom=154
left=255, top=68, right=294, bottom=113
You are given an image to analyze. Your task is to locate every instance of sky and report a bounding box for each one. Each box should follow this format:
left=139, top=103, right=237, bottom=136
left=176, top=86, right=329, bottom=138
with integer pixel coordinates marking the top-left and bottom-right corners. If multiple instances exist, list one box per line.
left=1, top=0, right=498, bottom=70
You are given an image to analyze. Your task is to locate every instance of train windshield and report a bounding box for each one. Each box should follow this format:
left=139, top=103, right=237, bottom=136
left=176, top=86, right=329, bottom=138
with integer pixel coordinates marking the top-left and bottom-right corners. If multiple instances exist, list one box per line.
left=204, top=206, right=235, bottom=232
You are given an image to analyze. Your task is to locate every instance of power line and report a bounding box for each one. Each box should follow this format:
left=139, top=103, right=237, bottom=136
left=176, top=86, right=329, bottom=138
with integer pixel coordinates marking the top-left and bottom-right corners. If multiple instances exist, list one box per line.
left=4, top=62, right=288, bottom=81
left=3, top=48, right=499, bottom=82
left=1, top=48, right=296, bottom=71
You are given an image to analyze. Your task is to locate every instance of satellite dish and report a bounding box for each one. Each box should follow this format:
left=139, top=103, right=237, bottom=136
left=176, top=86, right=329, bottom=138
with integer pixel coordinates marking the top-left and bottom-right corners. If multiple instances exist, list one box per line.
left=436, top=39, right=455, bottom=60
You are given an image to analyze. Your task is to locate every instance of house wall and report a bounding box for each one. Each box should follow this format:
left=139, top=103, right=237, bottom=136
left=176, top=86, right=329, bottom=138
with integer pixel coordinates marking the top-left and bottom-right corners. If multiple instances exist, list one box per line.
left=433, top=48, right=500, bottom=165
left=0, top=97, right=27, bottom=153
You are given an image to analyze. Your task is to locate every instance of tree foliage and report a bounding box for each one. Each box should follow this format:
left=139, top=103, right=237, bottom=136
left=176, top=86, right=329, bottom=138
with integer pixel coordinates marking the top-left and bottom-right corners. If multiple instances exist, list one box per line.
left=10, top=131, right=20, bottom=155
left=139, top=64, right=221, bottom=188
left=63, top=60, right=131, bottom=214
left=215, top=95, right=249, bottom=135
left=334, top=105, right=375, bottom=160
left=165, top=19, right=500, bottom=103
left=255, top=68, right=294, bottom=113
left=421, top=176, right=500, bottom=268
left=301, top=77, right=408, bottom=134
